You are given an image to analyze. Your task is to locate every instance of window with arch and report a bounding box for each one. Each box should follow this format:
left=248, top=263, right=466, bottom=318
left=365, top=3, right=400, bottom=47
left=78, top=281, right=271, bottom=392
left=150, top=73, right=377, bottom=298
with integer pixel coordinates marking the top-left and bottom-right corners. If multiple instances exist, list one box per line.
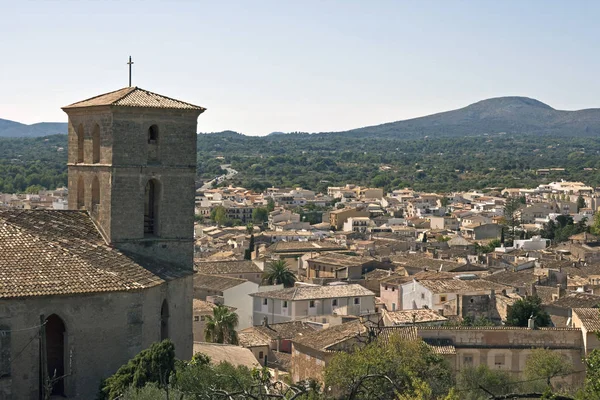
left=77, top=176, right=85, bottom=210
left=77, top=124, right=84, bottom=163
left=160, top=300, right=169, bottom=340
left=45, top=314, right=66, bottom=396
left=148, top=125, right=159, bottom=163
left=92, top=124, right=100, bottom=164
left=144, top=179, right=160, bottom=236
left=91, top=176, right=100, bottom=211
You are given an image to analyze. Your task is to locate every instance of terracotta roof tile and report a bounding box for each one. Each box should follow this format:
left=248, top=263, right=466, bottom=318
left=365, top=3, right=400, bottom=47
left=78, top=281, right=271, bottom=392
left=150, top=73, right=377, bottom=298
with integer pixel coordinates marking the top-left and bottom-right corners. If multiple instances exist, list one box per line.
left=193, top=273, right=249, bottom=292
left=63, top=86, right=206, bottom=111
left=573, top=308, right=600, bottom=331
left=195, top=260, right=262, bottom=275
left=250, top=284, right=374, bottom=301
left=0, top=210, right=190, bottom=298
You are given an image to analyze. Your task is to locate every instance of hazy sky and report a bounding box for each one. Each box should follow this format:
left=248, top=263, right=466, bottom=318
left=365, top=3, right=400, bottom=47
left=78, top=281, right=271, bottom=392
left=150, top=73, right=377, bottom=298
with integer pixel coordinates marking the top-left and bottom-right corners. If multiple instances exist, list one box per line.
left=2, top=1, right=600, bottom=135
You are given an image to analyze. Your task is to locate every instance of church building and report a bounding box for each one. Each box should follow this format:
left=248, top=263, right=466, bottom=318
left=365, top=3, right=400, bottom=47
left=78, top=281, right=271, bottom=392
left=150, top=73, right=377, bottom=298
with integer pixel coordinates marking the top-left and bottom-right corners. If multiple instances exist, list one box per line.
left=0, top=86, right=205, bottom=399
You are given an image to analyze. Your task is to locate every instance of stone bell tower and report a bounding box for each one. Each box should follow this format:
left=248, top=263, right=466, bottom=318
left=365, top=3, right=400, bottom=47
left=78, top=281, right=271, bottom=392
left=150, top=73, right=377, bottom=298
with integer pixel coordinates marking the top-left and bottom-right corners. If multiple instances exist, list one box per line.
left=62, top=87, right=205, bottom=268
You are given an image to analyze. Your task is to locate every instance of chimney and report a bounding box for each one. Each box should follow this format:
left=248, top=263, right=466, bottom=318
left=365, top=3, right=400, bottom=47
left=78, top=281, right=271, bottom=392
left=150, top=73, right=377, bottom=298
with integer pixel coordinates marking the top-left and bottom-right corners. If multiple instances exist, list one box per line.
left=528, top=314, right=535, bottom=330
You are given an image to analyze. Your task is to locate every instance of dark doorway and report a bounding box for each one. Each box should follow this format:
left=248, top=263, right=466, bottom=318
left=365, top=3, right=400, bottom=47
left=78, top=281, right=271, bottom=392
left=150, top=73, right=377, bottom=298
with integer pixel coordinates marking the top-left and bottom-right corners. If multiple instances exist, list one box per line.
left=160, top=300, right=169, bottom=340
left=45, top=314, right=66, bottom=396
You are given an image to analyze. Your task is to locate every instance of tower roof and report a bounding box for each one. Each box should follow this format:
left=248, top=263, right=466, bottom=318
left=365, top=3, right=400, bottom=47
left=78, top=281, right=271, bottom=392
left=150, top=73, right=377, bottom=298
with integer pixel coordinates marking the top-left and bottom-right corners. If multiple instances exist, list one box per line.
left=62, top=86, right=206, bottom=111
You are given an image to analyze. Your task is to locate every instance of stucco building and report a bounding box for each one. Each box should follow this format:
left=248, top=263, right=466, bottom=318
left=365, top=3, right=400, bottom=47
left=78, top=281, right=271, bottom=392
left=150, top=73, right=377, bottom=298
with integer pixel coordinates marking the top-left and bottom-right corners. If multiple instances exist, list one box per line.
left=0, top=86, right=205, bottom=399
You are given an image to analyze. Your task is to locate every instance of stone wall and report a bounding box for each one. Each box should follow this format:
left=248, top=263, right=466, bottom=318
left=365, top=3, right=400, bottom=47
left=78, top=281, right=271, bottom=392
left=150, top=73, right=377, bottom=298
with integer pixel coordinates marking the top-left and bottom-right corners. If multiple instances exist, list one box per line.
left=0, top=276, right=192, bottom=400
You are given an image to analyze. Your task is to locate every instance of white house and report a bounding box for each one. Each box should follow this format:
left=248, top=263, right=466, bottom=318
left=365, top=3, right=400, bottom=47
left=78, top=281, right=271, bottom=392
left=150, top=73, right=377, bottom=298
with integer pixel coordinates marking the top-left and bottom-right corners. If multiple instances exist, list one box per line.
left=249, top=283, right=375, bottom=325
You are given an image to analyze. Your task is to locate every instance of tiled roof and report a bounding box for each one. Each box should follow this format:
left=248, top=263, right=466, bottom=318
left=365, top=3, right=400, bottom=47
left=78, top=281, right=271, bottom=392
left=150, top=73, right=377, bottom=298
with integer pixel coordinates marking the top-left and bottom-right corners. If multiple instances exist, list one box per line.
left=482, top=270, right=538, bottom=288
left=0, top=210, right=190, bottom=299
left=427, top=344, right=456, bottom=355
left=549, top=292, right=600, bottom=309
left=292, top=320, right=366, bottom=351
left=193, top=273, right=249, bottom=292
left=309, top=253, right=373, bottom=268
left=63, top=86, right=206, bottom=111
left=238, top=331, right=270, bottom=348
left=245, top=321, right=318, bottom=340
left=250, top=284, right=374, bottom=301
left=195, top=260, right=262, bottom=275
left=193, top=342, right=259, bottom=368
left=383, top=309, right=447, bottom=325
left=267, top=241, right=347, bottom=253
left=573, top=308, right=600, bottom=331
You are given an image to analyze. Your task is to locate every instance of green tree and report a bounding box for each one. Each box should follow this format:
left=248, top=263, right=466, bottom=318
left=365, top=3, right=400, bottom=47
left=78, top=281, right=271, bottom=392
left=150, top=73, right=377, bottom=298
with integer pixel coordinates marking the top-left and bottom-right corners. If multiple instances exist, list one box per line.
left=266, top=198, right=275, bottom=212
left=503, top=197, right=522, bottom=243
left=592, top=213, right=600, bottom=236
left=524, top=348, right=574, bottom=391
left=505, top=296, right=551, bottom=327
left=98, top=340, right=175, bottom=400
left=204, top=305, right=239, bottom=345
left=581, top=347, right=600, bottom=399
left=246, top=222, right=254, bottom=235
left=324, top=334, right=453, bottom=399
left=262, top=259, right=297, bottom=287
left=577, top=195, right=586, bottom=212
left=210, top=205, right=227, bottom=226
left=456, top=365, right=517, bottom=400
left=252, top=207, right=269, bottom=224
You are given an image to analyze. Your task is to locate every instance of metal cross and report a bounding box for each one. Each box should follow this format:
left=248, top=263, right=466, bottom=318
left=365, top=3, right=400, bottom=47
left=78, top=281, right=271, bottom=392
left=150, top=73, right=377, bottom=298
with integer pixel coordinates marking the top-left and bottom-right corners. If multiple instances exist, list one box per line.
left=127, top=56, right=134, bottom=87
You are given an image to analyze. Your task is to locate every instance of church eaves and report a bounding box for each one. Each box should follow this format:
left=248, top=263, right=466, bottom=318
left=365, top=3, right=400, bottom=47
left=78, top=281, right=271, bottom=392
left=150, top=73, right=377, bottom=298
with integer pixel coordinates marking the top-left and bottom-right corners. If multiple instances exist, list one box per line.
left=62, top=86, right=206, bottom=111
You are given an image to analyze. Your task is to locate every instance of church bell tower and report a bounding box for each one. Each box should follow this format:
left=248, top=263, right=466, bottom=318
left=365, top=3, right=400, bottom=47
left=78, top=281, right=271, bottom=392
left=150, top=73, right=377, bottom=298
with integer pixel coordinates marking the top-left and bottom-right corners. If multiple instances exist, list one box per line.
left=62, top=87, right=205, bottom=269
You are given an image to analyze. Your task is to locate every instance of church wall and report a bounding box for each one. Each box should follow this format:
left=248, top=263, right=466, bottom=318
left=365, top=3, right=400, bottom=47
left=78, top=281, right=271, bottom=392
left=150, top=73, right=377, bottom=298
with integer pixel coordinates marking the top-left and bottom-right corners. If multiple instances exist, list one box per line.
left=0, top=275, right=193, bottom=400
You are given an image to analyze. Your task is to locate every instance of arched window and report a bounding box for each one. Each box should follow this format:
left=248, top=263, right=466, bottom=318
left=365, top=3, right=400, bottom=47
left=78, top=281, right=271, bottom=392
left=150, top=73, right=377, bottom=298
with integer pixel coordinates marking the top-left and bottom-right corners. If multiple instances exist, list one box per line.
left=45, top=314, right=66, bottom=396
left=77, top=176, right=85, bottom=210
left=148, top=125, right=159, bottom=163
left=92, top=124, right=100, bottom=164
left=144, top=179, right=160, bottom=236
left=160, top=300, right=169, bottom=340
left=77, top=124, right=84, bottom=163
left=91, top=176, right=100, bottom=210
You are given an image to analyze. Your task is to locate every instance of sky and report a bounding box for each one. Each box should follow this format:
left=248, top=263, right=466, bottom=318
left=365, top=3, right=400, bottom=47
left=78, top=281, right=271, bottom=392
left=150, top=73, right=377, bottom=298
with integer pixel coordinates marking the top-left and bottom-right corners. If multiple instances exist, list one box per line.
left=1, top=1, right=600, bottom=136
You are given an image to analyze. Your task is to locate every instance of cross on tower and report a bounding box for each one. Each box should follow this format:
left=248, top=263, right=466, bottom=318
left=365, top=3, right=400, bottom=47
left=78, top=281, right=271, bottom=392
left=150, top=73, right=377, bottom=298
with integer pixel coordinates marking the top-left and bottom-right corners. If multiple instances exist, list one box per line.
left=127, top=56, right=134, bottom=87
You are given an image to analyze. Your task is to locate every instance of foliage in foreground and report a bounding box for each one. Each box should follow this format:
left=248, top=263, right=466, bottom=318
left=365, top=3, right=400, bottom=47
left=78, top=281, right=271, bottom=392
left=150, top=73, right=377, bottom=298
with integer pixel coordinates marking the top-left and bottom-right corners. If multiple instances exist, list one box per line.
left=505, top=295, right=551, bottom=328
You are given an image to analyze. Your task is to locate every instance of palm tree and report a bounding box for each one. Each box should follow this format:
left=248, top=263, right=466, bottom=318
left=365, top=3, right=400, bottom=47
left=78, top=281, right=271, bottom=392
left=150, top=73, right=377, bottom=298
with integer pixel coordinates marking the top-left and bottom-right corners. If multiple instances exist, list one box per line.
left=262, top=259, right=297, bottom=288
left=204, top=305, right=239, bottom=345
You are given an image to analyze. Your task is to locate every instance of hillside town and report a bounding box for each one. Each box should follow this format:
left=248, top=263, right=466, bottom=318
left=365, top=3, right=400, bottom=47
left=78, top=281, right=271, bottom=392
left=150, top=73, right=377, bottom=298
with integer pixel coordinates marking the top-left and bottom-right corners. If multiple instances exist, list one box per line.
left=5, top=175, right=600, bottom=394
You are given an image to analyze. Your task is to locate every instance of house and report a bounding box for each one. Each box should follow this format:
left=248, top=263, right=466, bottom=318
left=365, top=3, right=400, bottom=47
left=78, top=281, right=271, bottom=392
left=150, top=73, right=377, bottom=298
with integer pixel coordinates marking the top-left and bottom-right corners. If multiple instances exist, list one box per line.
left=192, top=299, right=237, bottom=342
left=460, top=223, right=502, bottom=240
left=418, top=326, right=586, bottom=385
left=362, top=268, right=408, bottom=296
left=291, top=321, right=419, bottom=382
left=195, top=260, right=264, bottom=284
left=429, top=216, right=459, bottom=231
left=249, top=284, right=376, bottom=324
left=401, top=278, right=511, bottom=319
left=305, top=253, right=376, bottom=280
left=193, top=273, right=261, bottom=329
left=572, top=308, right=600, bottom=355
left=380, top=275, right=413, bottom=311
left=329, top=207, right=370, bottom=230
left=342, top=216, right=373, bottom=233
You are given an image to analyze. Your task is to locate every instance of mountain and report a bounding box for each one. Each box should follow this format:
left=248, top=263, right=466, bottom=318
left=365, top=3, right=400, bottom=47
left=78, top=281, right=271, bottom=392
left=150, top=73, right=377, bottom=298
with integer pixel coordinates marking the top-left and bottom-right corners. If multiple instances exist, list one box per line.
left=0, top=118, right=67, bottom=137
left=338, top=96, right=600, bottom=138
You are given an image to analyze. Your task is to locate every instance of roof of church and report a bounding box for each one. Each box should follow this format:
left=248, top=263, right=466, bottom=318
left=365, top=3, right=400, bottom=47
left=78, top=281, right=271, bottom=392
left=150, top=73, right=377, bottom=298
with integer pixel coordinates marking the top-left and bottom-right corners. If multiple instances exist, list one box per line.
left=0, top=210, right=191, bottom=299
left=62, top=86, right=206, bottom=111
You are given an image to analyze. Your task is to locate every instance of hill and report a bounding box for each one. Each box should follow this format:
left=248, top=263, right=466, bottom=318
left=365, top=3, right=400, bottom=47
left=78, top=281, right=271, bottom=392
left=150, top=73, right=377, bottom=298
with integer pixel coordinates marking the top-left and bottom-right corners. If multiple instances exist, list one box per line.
left=0, top=118, right=67, bottom=138
left=336, top=96, right=600, bottom=138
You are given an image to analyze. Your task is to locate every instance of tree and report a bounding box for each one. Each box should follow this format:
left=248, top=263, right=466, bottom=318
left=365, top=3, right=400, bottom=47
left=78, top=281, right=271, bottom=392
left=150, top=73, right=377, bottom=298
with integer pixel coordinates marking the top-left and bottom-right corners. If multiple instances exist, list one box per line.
left=581, top=347, right=600, bottom=399
left=524, top=348, right=574, bottom=390
left=204, top=305, right=239, bottom=345
left=456, top=364, right=517, bottom=400
left=246, top=222, right=254, bottom=235
left=252, top=207, right=269, bottom=224
left=98, top=340, right=175, bottom=400
left=210, top=205, right=227, bottom=226
left=577, top=195, right=586, bottom=212
left=324, top=333, right=453, bottom=399
left=592, top=213, right=600, bottom=236
left=505, top=296, right=551, bottom=327
left=266, top=198, right=275, bottom=212
left=503, top=197, right=522, bottom=243
left=262, top=259, right=297, bottom=287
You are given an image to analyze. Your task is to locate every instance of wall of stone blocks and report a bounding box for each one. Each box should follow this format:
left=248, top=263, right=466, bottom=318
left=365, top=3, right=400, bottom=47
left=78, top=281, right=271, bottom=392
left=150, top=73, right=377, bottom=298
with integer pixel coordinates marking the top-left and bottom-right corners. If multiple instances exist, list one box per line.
left=0, top=276, right=192, bottom=400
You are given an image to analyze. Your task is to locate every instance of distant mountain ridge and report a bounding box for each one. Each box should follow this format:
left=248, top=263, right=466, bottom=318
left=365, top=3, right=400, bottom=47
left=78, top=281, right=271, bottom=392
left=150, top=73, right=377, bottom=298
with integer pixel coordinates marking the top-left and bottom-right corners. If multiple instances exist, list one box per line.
left=0, top=118, right=67, bottom=138
left=340, top=96, right=600, bottom=138
left=5, top=96, right=600, bottom=138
